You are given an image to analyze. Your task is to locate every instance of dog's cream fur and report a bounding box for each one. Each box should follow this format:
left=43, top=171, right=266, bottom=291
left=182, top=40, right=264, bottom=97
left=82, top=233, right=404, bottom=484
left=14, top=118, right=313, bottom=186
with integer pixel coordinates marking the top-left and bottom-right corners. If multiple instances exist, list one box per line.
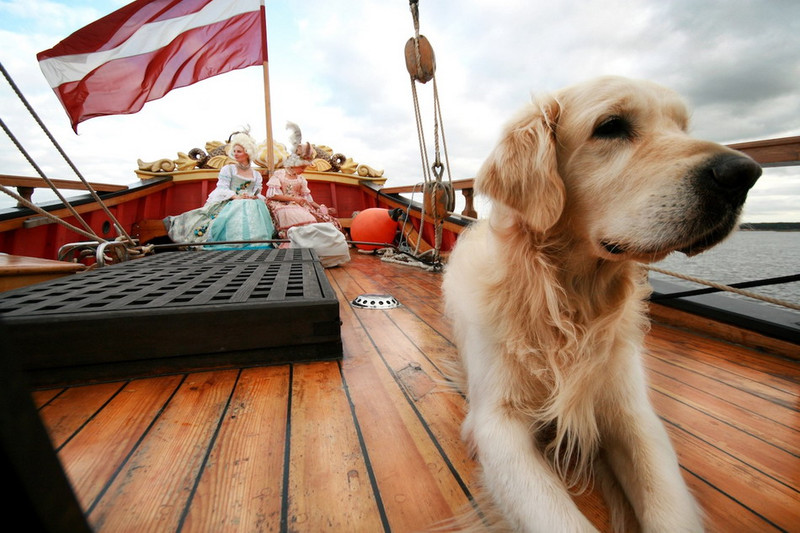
left=442, top=76, right=760, bottom=532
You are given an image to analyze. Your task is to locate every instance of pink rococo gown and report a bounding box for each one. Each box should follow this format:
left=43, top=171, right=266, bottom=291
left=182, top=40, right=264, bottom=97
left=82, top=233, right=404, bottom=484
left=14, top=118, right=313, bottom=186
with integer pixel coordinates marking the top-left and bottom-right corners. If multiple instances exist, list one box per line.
left=266, top=170, right=343, bottom=239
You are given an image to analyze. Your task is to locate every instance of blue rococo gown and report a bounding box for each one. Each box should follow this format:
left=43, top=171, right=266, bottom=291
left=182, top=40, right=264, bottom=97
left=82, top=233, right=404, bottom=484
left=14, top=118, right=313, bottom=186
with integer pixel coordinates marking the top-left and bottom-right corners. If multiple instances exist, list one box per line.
left=166, top=165, right=275, bottom=249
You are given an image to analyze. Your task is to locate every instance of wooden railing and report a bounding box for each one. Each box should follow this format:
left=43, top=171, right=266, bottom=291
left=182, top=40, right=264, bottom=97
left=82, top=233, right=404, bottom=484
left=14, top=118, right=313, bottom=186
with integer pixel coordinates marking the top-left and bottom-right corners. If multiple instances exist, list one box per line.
left=729, top=136, right=800, bottom=166
left=0, top=173, right=127, bottom=207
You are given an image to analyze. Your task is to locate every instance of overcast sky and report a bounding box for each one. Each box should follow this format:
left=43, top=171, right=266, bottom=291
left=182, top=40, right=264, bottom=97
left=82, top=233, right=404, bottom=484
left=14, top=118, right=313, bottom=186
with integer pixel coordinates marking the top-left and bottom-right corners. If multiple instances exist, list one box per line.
left=1, top=0, right=798, bottom=221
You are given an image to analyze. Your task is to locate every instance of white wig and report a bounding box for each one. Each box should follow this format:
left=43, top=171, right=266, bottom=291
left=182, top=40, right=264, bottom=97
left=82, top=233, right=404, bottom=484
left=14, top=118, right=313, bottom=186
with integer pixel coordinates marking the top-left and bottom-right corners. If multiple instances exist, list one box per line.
left=227, top=129, right=258, bottom=161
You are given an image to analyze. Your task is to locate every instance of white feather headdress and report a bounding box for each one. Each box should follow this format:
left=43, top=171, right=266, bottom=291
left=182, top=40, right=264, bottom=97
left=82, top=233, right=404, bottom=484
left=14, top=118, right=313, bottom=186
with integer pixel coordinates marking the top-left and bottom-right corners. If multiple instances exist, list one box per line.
left=284, top=121, right=315, bottom=168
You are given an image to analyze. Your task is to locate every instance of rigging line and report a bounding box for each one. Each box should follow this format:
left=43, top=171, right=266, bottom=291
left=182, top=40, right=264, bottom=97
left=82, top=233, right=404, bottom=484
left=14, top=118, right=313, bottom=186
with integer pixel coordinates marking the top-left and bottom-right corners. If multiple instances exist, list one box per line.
left=431, top=82, right=441, bottom=168
left=0, top=116, right=99, bottom=239
left=410, top=0, right=421, bottom=37
left=0, top=184, right=108, bottom=243
left=0, top=61, right=134, bottom=244
left=410, top=81, right=431, bottom=255
left=647, top=265, right=800, bottom=311
left=649, top=273, right=800, bottom=300
left=410, top=80, right=431, bottom=184
left=394, top=182, right=422, bottom=257
left=432, top=77, right=452, bottom=183
left=409, top=183, right=425, bottom=257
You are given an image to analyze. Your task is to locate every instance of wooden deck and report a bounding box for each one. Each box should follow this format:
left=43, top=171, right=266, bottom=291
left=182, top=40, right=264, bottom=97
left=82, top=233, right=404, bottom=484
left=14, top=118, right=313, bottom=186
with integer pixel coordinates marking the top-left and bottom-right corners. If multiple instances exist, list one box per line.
left=31, top=252, right=799, bottom=532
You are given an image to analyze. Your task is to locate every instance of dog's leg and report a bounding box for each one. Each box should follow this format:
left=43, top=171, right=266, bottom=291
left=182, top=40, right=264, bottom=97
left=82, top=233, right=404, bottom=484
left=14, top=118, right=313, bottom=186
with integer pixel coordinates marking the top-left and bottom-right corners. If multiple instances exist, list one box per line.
left=461, top=339, right=599, bottom=533
left=600, top=357, right=703, bottom=532
left=465, top=404, right=598, bottom=532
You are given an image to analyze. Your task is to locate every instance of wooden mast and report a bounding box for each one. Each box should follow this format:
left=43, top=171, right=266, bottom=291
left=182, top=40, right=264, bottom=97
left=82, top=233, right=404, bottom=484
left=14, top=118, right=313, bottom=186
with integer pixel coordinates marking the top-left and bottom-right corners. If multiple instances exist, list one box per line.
left=260, top=1, right=274, bottom=173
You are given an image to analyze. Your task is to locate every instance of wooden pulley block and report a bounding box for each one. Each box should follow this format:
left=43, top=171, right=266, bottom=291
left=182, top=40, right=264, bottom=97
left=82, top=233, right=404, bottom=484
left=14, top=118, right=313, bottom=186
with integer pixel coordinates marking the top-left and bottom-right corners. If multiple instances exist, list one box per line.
left=404, top=35, right=436, bottom=83
left=423, top=181, right=455, bottom=219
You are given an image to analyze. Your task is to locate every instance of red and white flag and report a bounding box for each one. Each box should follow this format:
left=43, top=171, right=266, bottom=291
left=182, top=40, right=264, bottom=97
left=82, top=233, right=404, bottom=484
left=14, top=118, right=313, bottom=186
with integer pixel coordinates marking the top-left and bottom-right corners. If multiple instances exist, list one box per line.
left=37, top=0, right=266, bottom=131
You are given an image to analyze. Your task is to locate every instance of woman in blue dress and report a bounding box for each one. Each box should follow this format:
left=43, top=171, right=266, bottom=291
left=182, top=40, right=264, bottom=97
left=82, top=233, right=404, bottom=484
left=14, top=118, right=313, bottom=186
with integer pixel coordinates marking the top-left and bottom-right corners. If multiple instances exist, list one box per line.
left=166, top=130, right=275, bottom=249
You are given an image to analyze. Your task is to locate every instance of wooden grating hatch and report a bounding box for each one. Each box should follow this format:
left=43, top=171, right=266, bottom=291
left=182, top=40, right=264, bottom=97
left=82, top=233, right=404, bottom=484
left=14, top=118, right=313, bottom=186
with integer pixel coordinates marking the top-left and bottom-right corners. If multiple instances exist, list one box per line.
left=0, top=249, right=341, bottom=385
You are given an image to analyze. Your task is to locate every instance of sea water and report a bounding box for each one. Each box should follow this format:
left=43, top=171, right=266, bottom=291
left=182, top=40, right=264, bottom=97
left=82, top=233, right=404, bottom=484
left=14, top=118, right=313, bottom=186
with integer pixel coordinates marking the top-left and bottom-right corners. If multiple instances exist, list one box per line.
left=650, top=230, right=800, bottom=309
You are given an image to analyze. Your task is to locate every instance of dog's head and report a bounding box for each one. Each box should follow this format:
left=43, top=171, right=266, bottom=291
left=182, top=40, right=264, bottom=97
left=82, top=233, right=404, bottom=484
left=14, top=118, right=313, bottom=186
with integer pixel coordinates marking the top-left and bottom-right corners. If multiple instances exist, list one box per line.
left=477, top=76, right=762, bottom=262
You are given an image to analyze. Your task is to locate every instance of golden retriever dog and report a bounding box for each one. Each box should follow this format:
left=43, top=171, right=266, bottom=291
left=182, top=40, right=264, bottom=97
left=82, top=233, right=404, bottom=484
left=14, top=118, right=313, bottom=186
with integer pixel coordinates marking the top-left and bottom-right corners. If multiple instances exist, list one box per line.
left=442, top=76, right=761, bottom=532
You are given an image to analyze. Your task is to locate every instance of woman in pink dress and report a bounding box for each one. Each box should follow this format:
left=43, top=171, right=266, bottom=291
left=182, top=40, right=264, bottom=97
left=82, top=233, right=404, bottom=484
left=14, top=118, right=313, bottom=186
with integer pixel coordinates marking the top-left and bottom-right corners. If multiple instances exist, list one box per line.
left=266, top=123, right=343, bottom=239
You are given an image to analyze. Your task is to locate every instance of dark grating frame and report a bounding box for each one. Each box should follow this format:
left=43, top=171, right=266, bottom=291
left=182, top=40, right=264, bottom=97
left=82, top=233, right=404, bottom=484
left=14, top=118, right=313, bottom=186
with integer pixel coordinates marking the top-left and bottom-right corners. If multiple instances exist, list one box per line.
left=0, top=249, right=341, bottom=386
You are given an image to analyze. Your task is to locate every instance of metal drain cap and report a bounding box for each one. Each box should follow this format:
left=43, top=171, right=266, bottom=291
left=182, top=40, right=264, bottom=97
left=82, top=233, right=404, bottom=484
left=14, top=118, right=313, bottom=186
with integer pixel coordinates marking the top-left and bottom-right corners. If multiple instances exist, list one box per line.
left=351, top=294, right=400, bottom=309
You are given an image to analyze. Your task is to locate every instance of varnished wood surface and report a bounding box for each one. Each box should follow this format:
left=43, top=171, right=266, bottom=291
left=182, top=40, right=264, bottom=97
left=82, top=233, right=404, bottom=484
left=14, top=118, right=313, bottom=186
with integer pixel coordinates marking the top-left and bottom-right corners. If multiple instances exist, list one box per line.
left=0, top=253, right=84, bottom=291
left=33, top=252, right=799, bottom=532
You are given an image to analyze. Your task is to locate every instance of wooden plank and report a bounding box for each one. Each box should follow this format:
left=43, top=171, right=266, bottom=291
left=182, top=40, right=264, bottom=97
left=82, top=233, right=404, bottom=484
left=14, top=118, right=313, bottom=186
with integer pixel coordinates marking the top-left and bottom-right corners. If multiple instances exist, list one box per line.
left=130, top=219, right=168, bottom=244
left=0, top=253, right=85, bottom=291
left=647, top=324, right=800, bottom=383
left=344, top=253, right=449, bottom=337
left=37, top=382, right=126, bottom=448
left=182, top=366, right=290, bottom=532
left=682, top=471, right=778, bottom=533
left=56, top=376, right=184, bottom=511
left=31, top=388, right=63, bottom=407
left=286, top=361, right=384, bottom=531
left=646, top=368, right=800, bottom=457
left=728, top=135, right=800, bottom=166
left=87, top=370, right=237, bottom=532
left=650, top=386, right=798, bottom=491
left=644, top=351, right=798, bottom=428
left=0, top=174, right=128, bottom=192
left=648, top=304, right=800, bottom=360
left=647, top=342, right=800, bottom=415
left=330, top=267, right=472, bottom=531
left=665, top=422, right=800, bottom=532
left=648, top=336, right=800, bottom=402
left=348, top=306, right=478, bottom=488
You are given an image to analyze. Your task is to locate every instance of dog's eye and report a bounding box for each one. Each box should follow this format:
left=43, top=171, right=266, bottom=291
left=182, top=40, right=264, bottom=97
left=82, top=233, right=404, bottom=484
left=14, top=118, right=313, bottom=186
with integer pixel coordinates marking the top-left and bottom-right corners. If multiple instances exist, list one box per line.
left=593, top=116, right=633, bottom=140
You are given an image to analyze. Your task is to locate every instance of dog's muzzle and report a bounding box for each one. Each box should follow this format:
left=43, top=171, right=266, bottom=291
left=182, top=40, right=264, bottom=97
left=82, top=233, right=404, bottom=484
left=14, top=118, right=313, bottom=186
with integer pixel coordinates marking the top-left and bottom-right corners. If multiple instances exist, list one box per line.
left=677, top=152, right=762, bottom=255
left=703, top=152, right=762, bottom=195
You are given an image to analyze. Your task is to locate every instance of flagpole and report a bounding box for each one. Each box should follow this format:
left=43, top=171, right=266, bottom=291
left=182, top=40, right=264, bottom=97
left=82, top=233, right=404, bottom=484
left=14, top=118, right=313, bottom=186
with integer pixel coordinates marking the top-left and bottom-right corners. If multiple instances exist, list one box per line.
left=260, top=1, right=274, bottom=173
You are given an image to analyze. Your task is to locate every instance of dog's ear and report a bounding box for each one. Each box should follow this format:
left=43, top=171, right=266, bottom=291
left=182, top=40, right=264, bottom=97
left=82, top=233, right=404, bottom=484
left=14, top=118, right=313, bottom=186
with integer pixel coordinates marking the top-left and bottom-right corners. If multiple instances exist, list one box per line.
left=477, top=97, right=565, bottom=233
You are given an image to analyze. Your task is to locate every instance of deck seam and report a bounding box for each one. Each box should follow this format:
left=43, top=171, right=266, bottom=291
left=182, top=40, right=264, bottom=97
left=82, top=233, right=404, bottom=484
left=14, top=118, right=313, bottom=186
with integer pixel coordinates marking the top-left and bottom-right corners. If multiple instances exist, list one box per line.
left=337, top=359, right=391, bottom=532
left=280, top=365, right=293, bottom=533
left=52, top=381, right=127, bottom=453
left=340, top=291, right=477, bottom=514
left=680, top=463, right=786, bottom=532
left=84, top=374, right=188, bottom=517
left=175, top=369, right=244, bottom=531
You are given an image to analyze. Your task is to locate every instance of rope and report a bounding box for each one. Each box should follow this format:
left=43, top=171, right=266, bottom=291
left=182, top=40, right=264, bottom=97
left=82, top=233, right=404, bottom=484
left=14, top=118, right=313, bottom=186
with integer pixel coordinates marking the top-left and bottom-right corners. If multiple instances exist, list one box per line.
left=1, top=61, right=134, bottom=245
left=380, top=248, right=438, bottom=271
left=647, top=265, right=800, bottom=311
left=395, top=182, right=426, bottom=257
left=0, top=117, right=99, bottom=239
left=432, top=77, right=453, bottom=183
left=0, top=184, right=109, bottom=242
left=407, top=0, right=451, bottom=266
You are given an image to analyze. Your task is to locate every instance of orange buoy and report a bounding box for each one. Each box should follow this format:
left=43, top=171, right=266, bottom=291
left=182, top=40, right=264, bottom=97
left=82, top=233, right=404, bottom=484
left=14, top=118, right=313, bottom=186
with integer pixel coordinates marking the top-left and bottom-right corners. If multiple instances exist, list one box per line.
left=350, top=208, right=397, bottom=250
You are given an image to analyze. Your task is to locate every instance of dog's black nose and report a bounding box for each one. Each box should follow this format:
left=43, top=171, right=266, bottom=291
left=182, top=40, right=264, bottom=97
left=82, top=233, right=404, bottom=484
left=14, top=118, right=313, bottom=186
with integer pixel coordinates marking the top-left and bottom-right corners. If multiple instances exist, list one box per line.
left=709, top=153, right=762, bottom=191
